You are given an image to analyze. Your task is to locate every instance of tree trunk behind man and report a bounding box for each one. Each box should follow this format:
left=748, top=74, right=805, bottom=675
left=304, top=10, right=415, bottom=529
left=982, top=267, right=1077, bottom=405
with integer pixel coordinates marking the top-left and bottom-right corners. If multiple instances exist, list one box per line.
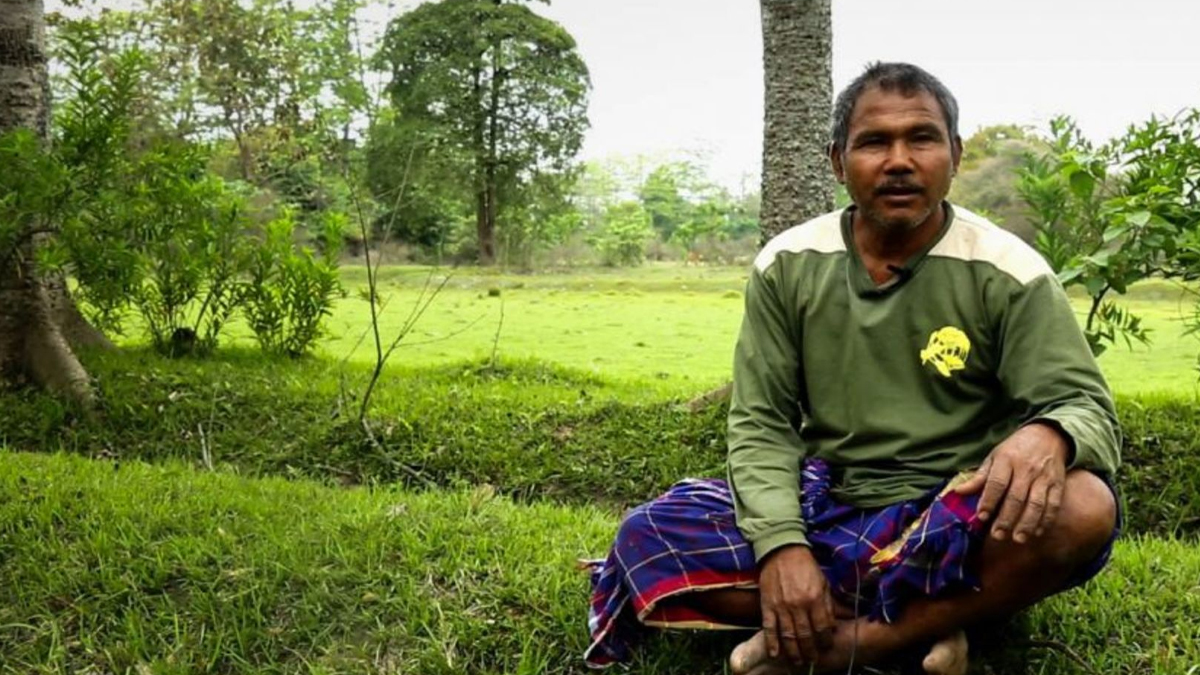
left=687, top=0, right=835, bottom=411
left=0, top=0, right=99, bottom=405
left=759, top=0, right=835, bottom=241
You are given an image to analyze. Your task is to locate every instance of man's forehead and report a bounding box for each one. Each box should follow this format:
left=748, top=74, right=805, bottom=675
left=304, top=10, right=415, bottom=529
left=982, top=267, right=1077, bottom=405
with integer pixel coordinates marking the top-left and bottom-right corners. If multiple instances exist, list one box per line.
left=848, top=85, right=947, bottom=134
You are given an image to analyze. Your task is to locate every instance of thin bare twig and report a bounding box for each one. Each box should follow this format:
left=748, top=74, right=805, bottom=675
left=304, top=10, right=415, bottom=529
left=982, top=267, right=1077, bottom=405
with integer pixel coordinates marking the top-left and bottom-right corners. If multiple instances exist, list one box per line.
left=1018, top=639, right=1101, bottom=675
left=341, top=291, right=395, bottom=367
left=390, top=314, right=486, bottom=348
left=488, top=297, right=504, bottom=369
left=332, top=28, right=452, bottom=427
left=314, top=463, right=355, bottom=478
left=356, top=270, right=454, bottom=420
left=344, top=142, right=433, bottom=423
left=359, top=417, right=432, bottom=486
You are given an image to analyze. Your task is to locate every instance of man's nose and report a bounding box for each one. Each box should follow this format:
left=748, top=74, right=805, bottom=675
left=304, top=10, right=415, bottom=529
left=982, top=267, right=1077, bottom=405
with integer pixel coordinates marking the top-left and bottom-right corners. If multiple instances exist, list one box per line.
left=883, top=141, right=915, bottom=173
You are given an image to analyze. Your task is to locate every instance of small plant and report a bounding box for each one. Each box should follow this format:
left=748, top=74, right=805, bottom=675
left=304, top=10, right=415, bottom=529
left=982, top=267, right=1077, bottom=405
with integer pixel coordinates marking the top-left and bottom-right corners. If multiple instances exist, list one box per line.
left=1019, top=117, right=1171, bottom=355
left=242, top=209, right=345, bottom=357
left=132, top=151, right=253, bottom=356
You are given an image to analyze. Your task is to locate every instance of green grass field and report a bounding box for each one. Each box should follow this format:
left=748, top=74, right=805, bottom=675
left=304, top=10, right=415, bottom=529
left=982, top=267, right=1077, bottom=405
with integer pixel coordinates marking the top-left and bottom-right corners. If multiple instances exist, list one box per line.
left=4, top=263, right=1200, bottom=674
left=320, top=266, right=1200, bottom=398
left=112, top=264, right=1200, bottom=398
left=3, top=451, right=1199, bottom=675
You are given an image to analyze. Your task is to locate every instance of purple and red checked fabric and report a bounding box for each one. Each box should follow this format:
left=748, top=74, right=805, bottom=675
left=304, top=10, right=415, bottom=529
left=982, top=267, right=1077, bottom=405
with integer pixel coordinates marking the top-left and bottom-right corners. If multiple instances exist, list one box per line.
left=581, top=459, right=986, bottom=668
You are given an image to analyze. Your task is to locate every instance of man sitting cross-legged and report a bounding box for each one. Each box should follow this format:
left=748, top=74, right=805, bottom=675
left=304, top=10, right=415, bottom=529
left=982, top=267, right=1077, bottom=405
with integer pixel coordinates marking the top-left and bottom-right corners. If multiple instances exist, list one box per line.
left=582, top=62, right=1120, bottom=675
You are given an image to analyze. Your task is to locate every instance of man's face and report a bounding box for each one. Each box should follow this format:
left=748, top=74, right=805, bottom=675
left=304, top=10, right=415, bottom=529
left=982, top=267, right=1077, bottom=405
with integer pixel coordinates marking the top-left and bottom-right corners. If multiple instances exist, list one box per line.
left=831, top=85, right=962, bottom=234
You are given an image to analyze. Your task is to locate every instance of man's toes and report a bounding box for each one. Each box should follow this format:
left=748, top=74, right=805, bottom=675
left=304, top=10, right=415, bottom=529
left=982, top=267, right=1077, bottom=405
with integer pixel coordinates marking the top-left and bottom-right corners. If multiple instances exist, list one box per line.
left=922, top=630, right=968, bottom=675
left=729, top=631, right=770, bottom=674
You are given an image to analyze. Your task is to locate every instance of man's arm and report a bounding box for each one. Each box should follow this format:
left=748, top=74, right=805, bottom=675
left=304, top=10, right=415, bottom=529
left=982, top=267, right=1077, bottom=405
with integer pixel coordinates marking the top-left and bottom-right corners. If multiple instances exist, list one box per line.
left=727, top=262, right=807, bottom=561
left=729, top=260, right=837, bottom=664
left=959, top=271, right=1121, bottom=543
left=996, top=273, right=1121, bottom=477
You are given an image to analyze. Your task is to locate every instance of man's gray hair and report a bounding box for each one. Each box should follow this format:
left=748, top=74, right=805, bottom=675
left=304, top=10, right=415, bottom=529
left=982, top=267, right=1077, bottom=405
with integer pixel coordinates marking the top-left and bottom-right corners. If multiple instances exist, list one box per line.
left=830, top=62, right=960, bottom=153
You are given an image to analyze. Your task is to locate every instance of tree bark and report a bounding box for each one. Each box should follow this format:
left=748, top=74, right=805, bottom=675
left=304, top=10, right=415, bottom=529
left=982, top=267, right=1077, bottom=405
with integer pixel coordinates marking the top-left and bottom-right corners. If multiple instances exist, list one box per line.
left=477, top=30, right=504, bottom=266
left=687, top=0, right=835, bottom=412
left=46, top=275, right=115, bottom=350
left=759, top=0, right=835, bottom=241
left=0, top=0, right=96, bottom=405
left=471, top=60, right=495, bottom=265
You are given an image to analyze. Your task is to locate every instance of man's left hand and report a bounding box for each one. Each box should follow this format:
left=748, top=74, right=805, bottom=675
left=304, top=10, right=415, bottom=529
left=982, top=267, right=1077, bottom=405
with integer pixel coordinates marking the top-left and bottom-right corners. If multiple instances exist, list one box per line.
left=955, top=423, right=1071, bottom=544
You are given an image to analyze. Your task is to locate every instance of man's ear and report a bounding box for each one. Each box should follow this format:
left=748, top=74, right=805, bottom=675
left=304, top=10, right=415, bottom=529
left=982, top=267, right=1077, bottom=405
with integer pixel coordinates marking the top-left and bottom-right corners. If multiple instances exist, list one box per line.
left=951, top=135, right=963, bottom=175
left=828, top=143, right=845, bottom=183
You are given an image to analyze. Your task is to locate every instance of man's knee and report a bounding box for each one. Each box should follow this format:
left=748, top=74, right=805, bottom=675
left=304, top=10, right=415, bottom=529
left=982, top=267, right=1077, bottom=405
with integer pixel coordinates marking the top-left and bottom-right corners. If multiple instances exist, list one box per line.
left=1038, top=470, right=1117, bottom=568
left=615, top=503, right=654, bottom=545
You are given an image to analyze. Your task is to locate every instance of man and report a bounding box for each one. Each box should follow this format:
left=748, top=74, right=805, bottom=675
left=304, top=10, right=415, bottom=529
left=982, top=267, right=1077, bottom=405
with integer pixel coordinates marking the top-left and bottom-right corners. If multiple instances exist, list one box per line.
left=583, top=62, right=1119, bottom=675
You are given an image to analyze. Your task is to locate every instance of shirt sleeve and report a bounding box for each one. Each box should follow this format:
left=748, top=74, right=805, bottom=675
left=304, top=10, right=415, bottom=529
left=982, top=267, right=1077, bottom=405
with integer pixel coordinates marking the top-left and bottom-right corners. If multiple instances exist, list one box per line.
left=727, top=262, right=809, bottom=561
left=996, top=273, right=1121, bottom=476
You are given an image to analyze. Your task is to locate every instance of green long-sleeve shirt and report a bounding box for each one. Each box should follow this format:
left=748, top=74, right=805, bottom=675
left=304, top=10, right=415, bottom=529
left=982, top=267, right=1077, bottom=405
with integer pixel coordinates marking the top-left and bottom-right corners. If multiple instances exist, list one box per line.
left=727, top=204, right=1121, bottom=562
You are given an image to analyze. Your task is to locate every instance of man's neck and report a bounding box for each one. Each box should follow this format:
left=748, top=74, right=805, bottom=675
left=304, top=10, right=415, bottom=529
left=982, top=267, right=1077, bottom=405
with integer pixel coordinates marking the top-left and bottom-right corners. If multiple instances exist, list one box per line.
left=852, top=203, right=947, bottom=266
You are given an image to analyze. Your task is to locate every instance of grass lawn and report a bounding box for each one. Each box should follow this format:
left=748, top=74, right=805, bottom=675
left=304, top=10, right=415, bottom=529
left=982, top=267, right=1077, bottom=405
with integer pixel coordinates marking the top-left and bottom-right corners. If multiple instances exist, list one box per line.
left=110, top=264, right=1200, bottom=398
left=3, top=451, right=1199, bottom=675
left=5, top=263, right=1197, bottom=674
left=327, top=266, right=1200, bottom=398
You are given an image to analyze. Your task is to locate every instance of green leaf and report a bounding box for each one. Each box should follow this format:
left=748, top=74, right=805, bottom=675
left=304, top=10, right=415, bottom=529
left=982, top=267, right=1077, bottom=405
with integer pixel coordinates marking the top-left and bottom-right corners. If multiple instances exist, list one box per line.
left=1102, top=224, right=1130, bottom=243
left=1084, top=276, right=1107, bottom=297
left=1069, top=170, right=1095, bottom=199
left=1084, top=249, right=1112, bottom=267
left=1057, top=267, right=1084, bottom=285
left=1127, top=210, right=1152, bottom=227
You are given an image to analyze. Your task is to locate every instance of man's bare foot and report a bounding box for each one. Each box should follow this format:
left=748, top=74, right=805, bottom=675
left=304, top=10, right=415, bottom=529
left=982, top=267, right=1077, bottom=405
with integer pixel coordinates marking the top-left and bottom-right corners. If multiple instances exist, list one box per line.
left=729, top=631, right=769, bottom=674
left=728, top=631, right=812, bottom=675
left=729, top=624, right=968, bottom=675
left=921, top=630, right=968, bottom=675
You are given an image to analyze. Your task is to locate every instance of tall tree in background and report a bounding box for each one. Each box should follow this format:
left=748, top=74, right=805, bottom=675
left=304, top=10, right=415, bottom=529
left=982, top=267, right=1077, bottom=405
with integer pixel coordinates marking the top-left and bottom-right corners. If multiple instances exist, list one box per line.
left=90, top=0, right=372, bottom=204
left=376, top=0, right=590, bottom=265
left=758, top=0, right=834, bottom=240
left=686, top=0, right=833, bottom=410
left=0, top=0, right=95, bottom=404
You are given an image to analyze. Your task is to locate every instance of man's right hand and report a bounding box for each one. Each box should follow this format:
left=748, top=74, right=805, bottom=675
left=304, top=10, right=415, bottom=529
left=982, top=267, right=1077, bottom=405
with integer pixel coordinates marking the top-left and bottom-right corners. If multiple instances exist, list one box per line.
left=758, top=544, right=836, bottom=665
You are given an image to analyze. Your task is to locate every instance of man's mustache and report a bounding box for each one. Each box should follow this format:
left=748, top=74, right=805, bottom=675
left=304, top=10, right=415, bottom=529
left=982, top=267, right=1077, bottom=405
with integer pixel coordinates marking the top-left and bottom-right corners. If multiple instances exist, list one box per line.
left=875, top=181, right=923, bottom=196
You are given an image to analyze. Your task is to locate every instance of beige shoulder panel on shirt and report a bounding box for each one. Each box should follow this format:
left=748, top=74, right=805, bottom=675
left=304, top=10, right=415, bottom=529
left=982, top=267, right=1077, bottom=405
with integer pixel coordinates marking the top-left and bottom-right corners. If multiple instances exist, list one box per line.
left=753, top=209, right=846, bottom=272
left=929, top=205, right=1054, bottom=285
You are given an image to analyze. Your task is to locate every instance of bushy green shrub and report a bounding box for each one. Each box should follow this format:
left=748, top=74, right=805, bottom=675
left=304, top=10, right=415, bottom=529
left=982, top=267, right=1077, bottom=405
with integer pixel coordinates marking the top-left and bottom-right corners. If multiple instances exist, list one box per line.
left=1019, top=113, right=1200, bottom=357
left=590, top=201, right=653, bottom=267
left=242, top=210, right=345, bottom=357
left=131, top=152, right=253, bottom=355
left=2, top=20, right=349, bottom=359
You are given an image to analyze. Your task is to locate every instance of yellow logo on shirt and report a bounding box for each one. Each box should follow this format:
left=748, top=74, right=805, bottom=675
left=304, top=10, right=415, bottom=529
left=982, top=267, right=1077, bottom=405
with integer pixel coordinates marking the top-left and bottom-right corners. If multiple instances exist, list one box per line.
left=920, top=326, right=971, bottom=378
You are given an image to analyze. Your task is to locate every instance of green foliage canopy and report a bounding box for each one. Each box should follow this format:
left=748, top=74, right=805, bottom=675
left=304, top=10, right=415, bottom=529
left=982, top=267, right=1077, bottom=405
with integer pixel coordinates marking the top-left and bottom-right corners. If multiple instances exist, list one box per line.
left=1019, top=113, right=1200, bottom=357
left=590, top=201, right=653, bottom=266
left=374, top=0, right=590, bottom=263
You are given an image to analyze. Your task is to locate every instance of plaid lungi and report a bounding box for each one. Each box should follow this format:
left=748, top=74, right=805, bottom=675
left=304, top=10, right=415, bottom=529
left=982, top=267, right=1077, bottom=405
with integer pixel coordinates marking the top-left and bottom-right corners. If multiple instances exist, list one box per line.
left=582, top=459, right=986, bottom=668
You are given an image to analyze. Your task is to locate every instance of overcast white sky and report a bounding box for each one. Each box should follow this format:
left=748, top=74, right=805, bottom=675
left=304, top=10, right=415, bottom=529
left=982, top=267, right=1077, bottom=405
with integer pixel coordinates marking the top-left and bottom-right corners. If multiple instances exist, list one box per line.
left=537, top=0, right=1200, bottom=187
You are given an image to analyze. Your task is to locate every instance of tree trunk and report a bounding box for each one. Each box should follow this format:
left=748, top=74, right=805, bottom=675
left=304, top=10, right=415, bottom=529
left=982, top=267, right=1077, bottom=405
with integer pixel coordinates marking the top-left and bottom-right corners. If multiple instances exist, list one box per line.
left=759, top=0, right=834, bottom=241
left=476, top=31, right=504, bottom=267
left=485, top=25, right=503, bottom=266
left=475, top=175, right=494, bottom=265
left=470, top=60, right=495, bottom=266
left=687, top=0, right=834, bottom=412
left=0, top=0, right=96, bottom=405
left=46, top=275, right=115, bottom=350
